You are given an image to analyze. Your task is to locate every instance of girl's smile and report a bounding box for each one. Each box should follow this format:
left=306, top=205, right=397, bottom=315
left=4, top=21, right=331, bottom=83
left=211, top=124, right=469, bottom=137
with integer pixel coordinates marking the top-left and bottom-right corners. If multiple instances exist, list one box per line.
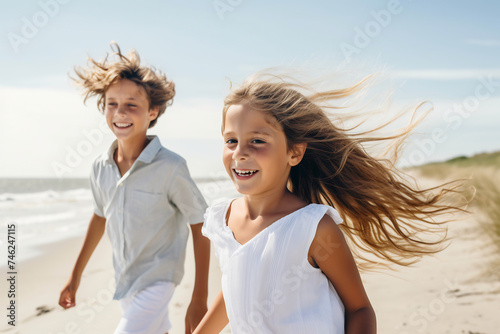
left=223, top=103, right=298, bottom=196
left=233, top=169, right=259, bottom=179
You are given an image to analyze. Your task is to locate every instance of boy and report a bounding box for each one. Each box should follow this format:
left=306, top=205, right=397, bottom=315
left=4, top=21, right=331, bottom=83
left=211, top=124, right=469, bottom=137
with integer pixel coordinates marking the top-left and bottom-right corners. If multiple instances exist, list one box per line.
left=59, top=43, right=209, bottom=334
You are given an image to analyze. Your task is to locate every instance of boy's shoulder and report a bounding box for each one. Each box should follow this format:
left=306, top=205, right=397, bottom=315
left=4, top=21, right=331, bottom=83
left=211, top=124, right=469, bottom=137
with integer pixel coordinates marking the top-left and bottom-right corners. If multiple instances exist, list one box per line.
left=146, top=136, right=187, bottom=169
left=90, top=149, right=112, bottom=172
left=155, top=145, right=186, bottom=167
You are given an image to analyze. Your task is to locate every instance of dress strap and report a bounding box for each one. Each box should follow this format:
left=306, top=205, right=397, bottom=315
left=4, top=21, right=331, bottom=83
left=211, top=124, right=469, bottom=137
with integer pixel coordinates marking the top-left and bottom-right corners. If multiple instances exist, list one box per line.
left=278, top=204, right=342, bottom=271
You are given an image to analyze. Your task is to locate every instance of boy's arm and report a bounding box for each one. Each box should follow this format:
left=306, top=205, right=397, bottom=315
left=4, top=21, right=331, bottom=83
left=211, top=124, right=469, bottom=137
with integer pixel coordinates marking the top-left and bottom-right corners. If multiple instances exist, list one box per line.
left=193, top=290, right=229, bottom=334
left=59, top=213, right=106, bottom=309
left=185, top=222, right=210, bottom=333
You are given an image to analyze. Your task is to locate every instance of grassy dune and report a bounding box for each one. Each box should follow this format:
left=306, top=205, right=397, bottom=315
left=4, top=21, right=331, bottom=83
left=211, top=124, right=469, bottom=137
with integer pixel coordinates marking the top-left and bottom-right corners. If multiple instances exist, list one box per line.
left=412, top=151, right=500, bottom=248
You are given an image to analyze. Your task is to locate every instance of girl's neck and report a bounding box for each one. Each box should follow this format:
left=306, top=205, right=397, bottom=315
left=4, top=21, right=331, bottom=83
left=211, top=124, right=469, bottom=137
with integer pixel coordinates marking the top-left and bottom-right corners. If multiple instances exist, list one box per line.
left=242, top=188, right=305, bottom=219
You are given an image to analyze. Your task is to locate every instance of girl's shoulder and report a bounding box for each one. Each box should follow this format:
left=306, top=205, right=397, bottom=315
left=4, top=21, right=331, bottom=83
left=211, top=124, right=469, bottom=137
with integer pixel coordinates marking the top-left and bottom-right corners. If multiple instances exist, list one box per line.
left=302, top=203, right=343, bottom=226
left=203, top=197, right=237, bottom=229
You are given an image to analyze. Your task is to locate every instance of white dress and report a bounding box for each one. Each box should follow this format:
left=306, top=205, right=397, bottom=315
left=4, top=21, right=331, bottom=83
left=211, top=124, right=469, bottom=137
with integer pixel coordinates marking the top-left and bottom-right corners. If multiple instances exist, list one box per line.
left=202, top=199, right=345, bottom=334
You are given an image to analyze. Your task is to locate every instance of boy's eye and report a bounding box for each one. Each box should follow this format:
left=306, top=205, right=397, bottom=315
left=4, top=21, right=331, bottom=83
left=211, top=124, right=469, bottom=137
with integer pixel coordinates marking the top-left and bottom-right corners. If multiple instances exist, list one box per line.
left=128, top=104, right=136, bottom=107
left=225, top=139, right=237, bottom=144
left=252, top=139, right=266, bottom=144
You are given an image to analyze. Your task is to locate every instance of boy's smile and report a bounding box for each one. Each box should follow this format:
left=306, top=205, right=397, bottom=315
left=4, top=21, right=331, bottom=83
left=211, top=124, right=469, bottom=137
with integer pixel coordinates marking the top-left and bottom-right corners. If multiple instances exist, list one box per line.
left=105, top=79, right=158, bottom=143
left=114, top=122, right=133, bottom=128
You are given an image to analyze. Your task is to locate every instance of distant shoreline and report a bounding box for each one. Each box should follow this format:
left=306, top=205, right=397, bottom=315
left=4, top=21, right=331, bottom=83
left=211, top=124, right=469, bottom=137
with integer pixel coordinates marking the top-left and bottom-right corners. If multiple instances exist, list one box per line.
left=0, top=176, right=230, bottom=194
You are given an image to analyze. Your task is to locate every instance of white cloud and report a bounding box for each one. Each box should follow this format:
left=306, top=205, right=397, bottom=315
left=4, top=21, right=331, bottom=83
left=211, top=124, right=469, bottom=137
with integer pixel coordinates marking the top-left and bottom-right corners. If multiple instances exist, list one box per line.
left=398, top=96, right=500, bottom=167
left=393, top=69, right=500, bottom=80
left=2, top=84, right=498, bottom=177
left=0, top=87, right=225, bottom=178
left=150, top=97, right=224, bottom=139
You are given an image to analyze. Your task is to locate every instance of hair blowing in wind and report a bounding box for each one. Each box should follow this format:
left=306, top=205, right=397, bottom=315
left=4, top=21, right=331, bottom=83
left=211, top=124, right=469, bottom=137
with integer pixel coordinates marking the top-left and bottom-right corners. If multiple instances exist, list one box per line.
left=222, top=72, right=470, bottom=271
left=72, top=42, right=175, bottom=128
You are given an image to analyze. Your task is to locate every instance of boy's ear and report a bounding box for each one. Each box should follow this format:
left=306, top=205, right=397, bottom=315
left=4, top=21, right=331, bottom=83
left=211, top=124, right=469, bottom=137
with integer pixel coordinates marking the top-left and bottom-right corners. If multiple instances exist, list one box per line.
left=149, top=106, right=160, bottom=120
left=289, top=143, right=307, bottom=167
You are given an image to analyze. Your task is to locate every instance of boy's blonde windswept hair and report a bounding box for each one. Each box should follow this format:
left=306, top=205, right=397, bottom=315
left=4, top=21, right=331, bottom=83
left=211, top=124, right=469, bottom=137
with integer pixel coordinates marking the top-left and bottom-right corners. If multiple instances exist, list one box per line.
left=73, top=42, right=175, bottom=128
left=222, top=72, right=469, bottom=271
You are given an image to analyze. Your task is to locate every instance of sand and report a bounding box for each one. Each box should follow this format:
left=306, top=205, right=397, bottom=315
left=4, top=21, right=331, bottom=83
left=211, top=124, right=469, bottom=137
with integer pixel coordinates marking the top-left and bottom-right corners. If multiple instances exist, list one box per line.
left=363, top=211, right=500, bottom=333
left=0, top=228, right=229, bottom=334
left=1, top=209, right=499, bottom=333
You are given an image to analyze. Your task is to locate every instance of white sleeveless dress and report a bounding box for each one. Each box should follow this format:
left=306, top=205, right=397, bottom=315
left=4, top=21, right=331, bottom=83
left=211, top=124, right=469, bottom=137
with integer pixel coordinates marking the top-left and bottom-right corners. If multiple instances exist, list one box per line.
left=202, top=199, right=345, bottom=334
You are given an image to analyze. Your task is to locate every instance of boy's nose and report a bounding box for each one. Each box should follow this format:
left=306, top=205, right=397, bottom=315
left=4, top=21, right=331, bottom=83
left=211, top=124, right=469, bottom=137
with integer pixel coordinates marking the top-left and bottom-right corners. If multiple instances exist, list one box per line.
left=116, top=105, right=127, bottom=115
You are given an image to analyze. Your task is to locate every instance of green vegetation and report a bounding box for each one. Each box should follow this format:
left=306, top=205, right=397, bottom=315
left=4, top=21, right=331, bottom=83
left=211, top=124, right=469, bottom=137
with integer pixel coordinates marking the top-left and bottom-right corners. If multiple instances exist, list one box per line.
left=412, top=151, right=500, bottom=250
left=427, top=150, right=500, bottom=167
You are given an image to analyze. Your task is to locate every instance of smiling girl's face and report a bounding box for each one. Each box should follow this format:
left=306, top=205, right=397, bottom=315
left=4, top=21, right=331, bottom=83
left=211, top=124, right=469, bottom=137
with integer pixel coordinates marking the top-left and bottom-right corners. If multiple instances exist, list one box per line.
left=222, top=102, right=300, bottom=197
left=105, top=79, right=158, bottom=143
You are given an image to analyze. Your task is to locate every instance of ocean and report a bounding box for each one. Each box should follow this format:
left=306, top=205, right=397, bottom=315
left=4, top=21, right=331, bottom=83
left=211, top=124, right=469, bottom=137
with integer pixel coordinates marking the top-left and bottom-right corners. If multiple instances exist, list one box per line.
left=0, top=177, right=237, bottom=263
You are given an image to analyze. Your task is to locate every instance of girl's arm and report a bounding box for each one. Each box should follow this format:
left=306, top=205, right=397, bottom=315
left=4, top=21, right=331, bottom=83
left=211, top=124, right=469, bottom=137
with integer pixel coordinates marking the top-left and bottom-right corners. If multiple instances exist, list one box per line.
left=186, top=223, right=210, bottom=333
left=59, top=213, right=106, bottom=308
left=309, top=215, right=376, bottom=334
left=193, top=290, right=229, bottom=334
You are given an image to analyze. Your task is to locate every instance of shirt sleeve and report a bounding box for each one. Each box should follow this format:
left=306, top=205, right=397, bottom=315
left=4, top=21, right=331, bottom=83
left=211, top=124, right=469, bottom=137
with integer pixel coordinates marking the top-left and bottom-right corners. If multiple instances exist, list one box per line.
left=89, top=162, right=105, bottom=218
left=168, top=160, right=208, bottom=225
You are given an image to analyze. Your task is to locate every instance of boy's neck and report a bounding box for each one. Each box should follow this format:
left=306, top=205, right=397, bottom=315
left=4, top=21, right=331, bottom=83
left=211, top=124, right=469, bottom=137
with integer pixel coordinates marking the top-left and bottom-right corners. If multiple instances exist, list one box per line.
left=114, top=135, right=150, bottom=167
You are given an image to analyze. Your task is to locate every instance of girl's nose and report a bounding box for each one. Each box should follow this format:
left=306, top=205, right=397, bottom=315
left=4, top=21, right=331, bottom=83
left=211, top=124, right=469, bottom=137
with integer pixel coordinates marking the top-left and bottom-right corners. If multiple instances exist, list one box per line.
left=233, top=143, right=249, bottom=161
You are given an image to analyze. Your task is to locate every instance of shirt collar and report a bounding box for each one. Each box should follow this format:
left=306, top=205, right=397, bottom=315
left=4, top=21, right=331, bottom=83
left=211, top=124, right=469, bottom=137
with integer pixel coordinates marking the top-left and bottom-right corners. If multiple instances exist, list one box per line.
left=103, top=135, right=162, bottom=166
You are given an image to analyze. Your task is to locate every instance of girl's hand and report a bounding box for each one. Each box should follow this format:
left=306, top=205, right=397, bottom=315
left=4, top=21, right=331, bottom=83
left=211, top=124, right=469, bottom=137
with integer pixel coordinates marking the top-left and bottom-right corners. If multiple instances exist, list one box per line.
left=185, top=300, right=208, bottom=333
left=58, top=277, right=80, bottom=309
left=192, top=290, right=229, bottom=334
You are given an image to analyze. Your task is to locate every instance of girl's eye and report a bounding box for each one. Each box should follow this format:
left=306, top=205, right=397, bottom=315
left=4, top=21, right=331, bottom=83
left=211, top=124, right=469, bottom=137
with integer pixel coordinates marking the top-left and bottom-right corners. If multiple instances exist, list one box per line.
left=252, top=139, right=266, bottom=144
left=225, top=139, right=237, bottom=144
left=128, top=104, right=136, bottom=107
left=107, top=103, right=117, bottom=106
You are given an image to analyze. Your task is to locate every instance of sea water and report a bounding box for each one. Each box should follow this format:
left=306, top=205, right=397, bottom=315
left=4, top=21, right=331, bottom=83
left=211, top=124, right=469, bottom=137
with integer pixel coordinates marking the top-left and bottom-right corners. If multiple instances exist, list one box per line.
left=0, top=177, right=237, bottom=263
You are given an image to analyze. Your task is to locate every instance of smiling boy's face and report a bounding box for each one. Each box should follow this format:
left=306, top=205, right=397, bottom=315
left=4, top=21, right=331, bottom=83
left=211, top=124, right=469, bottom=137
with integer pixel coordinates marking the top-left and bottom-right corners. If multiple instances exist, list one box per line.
left=104, top=79, right=158, bottom=143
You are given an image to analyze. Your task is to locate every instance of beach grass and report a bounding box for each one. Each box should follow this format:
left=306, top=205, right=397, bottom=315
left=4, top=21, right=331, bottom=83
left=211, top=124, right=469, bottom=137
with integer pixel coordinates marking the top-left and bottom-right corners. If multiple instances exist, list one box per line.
left=411, top=151, right=500, bottom=250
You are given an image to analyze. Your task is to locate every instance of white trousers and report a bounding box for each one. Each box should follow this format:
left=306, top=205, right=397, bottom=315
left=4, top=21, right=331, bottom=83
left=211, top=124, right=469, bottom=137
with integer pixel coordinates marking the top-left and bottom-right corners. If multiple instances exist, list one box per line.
left=114, top=281, right=176, bottom=334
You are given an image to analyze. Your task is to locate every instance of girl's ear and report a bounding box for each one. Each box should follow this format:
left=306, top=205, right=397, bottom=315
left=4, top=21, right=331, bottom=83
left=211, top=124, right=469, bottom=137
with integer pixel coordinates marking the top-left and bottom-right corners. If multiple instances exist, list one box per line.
left=289, top=143, right=307, bottom=167
left=149, top=106, right=160, bottom=121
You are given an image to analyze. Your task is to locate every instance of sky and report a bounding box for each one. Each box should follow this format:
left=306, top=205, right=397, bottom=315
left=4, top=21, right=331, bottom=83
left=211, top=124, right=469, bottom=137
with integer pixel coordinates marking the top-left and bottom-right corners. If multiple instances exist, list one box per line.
left=0, top=0, right=499, bottom=179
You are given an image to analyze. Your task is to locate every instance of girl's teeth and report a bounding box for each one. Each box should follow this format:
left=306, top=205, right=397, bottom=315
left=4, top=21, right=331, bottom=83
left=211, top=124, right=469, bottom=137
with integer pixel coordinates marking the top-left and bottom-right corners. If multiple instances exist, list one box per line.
left=235, top=169, right=258, bottom=176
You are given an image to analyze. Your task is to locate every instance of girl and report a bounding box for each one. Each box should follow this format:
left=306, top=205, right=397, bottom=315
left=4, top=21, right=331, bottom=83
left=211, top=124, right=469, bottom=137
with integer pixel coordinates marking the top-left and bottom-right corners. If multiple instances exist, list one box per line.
left=194, top=73, right=464, bottom=334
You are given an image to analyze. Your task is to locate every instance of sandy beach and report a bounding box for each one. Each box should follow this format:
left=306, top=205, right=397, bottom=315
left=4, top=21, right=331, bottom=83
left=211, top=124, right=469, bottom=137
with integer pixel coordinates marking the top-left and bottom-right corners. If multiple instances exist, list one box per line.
left=1, top=195, right=499, bottom=333
left=0, top=225, right=230, bottom=334
left=363, top=210, right=500, bottom=333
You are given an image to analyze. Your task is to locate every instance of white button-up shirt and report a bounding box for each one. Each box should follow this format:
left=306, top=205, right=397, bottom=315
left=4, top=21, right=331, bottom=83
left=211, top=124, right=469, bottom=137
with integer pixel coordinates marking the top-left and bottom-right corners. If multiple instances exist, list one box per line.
left=90, top=135, right=207, bottom=299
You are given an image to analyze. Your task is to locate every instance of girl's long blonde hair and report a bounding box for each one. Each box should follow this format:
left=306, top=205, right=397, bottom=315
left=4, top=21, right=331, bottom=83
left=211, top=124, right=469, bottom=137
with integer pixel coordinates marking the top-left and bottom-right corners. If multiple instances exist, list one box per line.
left=222, top=72, right=468, bottom=270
